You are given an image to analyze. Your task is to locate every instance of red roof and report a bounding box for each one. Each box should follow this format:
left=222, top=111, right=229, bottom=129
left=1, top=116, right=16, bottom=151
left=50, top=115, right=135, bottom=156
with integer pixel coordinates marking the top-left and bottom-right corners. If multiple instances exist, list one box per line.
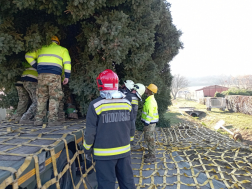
left=195, top=85, right=228, bottom=91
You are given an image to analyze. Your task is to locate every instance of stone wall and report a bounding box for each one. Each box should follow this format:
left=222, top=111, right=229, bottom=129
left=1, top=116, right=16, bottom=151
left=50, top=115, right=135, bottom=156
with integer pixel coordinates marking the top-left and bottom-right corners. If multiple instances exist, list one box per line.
left=226, top=95, right=252, bottom=115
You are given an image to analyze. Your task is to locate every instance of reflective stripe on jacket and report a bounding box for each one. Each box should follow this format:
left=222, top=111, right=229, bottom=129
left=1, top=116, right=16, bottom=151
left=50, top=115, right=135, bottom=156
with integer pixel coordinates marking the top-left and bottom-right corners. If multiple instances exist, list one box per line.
left=131, top=97, right=139, bottom=105
left=141, top=95, right=159, bottom=125
left=21, top=67, right=38, bottom=82
left=25, top=42, right=71, bottom=78
left=15, top=81, right=23, bottom=86
left=83, top=97, right=135, bottom=160
left=25, top=51, right=38, bottom=69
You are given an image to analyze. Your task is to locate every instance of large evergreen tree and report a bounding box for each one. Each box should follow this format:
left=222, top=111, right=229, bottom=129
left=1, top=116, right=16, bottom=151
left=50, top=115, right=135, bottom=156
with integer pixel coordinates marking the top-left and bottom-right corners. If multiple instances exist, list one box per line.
left=0, top=0, right=182, bottom=129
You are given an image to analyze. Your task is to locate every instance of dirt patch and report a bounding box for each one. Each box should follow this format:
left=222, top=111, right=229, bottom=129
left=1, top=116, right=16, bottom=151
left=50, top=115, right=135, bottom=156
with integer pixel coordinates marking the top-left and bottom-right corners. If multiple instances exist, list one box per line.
left=235, top=130, right=252, bottom=145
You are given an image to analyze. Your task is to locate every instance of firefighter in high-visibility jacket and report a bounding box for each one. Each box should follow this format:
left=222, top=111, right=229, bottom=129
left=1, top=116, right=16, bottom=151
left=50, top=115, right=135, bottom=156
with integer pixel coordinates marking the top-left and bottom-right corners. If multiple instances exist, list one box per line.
left=141, top=84, right=159, bottom=163
left=25, top=36, right=71, bottom=126
left=83, top=69, right=136, bottom=189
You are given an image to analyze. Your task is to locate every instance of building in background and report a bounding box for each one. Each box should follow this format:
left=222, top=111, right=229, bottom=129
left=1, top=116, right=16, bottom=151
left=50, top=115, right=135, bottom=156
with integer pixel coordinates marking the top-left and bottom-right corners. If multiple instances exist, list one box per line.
left=195, top=85, right=229, bottom=98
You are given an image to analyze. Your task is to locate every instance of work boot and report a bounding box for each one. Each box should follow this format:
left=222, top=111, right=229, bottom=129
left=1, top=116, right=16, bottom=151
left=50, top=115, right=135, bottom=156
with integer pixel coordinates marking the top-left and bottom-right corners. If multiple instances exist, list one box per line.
left=19, top=119, right=34, bottom=124
left=58, top=111, right=65, bottom=122
left=14, top=116, right=22, bottom=122
left=48, top=121, right=63, bottom=126
left=144, top=154, right=156, bottom=163
left=10, top=114, right=18, bottom=120
left=34, top=121, right=43, bottom=126
left=58, top=118, right=65, bottom=122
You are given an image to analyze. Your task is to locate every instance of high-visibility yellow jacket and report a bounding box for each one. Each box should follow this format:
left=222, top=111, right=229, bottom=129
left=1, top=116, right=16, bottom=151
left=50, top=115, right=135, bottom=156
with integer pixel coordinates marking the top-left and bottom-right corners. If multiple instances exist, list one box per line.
left=141, top=95, right=159, bottom=125
left=25, top=42, right=71, bottom=78
left=21, top=62, right=38, bottom=82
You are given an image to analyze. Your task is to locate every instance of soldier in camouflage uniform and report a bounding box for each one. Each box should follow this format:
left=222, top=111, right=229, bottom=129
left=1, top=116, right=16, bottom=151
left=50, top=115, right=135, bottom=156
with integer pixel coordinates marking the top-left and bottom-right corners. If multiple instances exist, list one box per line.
left=11, top=81, right=30, bottom=122
left=141, top=84, right=159, bottom=163
left=18, top=61, right=38, bottom=124
left=25, top=36, right=71, bottom=126
left=11, top=61, right=38, bottom=124
left=19, top=81, right=38, bottom=124
left=143, top=123, right=156, bottom=157
left=36, top=74, right=64, bottom=124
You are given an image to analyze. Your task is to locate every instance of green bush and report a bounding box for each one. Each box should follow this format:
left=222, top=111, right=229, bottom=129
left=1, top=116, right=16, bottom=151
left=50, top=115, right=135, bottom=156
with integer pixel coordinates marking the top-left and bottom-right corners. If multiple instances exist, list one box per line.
left=0, top=0, right=183, bottom=129
left=221, top=88, right=252, bottom=96
left=247, top=91, right=252, bottom=96
left=214, top=92, right=225, bottom=97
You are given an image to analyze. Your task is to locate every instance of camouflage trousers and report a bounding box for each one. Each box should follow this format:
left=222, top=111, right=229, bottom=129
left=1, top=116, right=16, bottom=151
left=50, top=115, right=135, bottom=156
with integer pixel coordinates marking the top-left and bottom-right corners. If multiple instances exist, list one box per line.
left=58, top=84, right=71, bottom=119
left=21, top=81, right=37, bottom=120
left=36, top=73, right=63, bottom=122
left=16, top=85, right=29, bottom=117
left=143, top=123, right=156, bottom=155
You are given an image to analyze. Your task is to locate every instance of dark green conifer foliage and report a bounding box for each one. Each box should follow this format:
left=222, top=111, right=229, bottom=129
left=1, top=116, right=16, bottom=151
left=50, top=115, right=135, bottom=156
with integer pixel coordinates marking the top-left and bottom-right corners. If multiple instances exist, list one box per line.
left=0, top=0, right=182, bottom=129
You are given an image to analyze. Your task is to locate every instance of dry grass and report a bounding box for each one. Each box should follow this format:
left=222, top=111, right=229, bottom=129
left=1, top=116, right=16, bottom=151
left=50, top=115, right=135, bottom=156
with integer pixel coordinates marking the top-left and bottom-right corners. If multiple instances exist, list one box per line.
left=165, top=98, right=252, bottom=145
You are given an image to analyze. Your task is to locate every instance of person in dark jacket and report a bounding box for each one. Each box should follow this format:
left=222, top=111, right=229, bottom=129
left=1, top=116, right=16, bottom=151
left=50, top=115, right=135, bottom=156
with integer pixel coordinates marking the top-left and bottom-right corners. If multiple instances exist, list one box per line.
left=83, top=69, right=136, bottom=189
left=118, top=80, right=134, bottom=95
left=119, top=80, right=146, bottom=145
left=130, top=83, right=146, bottom=144
left=130, top=83, right=146, bottom=122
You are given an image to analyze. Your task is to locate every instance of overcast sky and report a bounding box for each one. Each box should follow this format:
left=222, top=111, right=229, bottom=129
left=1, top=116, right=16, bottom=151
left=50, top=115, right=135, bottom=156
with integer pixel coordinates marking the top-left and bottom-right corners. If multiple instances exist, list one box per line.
left=167, top=0, right=252, bottom=77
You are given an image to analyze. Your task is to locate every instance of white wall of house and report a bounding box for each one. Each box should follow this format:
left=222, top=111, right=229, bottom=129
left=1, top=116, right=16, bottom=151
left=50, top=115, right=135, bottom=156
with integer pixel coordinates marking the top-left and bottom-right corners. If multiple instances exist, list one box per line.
left=195, top=90, right=204, bottom=100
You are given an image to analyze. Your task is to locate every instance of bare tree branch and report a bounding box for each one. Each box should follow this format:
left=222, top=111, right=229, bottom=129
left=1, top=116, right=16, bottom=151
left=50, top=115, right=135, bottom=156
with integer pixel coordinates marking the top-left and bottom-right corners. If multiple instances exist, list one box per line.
left=170, top=74, right=189, bottom=99
left=218, top=74, right=252, bottom=90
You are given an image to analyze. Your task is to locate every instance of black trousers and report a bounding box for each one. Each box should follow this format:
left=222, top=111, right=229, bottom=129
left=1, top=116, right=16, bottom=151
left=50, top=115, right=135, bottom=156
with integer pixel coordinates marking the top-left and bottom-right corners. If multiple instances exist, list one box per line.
left=95, top=155, right=136, bottom=189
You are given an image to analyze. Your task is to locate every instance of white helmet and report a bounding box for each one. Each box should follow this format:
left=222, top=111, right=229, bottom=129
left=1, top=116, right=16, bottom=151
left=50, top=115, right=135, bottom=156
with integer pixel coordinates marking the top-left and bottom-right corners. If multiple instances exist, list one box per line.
left=134, top=83, right=145, bottom=101
left=124, top=80, right=135, bottom=91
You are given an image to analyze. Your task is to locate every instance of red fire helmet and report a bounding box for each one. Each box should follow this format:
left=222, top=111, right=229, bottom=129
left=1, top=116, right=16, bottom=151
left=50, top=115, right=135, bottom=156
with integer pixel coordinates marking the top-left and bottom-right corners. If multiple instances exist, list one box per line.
left=96, top=69, right=119, bottom=91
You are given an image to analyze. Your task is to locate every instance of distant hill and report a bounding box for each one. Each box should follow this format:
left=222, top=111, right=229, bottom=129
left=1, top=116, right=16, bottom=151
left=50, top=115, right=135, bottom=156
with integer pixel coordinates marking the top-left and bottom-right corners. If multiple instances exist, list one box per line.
left=187, top=75, right=221, bottom=87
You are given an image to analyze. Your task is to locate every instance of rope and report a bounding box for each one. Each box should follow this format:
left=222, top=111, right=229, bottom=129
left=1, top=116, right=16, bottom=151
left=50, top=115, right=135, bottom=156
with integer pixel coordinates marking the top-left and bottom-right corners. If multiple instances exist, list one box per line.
left=0, top=119, right=95, bottom=189
left=131, top=123, right=252, bottom=189
left=1, top=120, right=252, bottom=188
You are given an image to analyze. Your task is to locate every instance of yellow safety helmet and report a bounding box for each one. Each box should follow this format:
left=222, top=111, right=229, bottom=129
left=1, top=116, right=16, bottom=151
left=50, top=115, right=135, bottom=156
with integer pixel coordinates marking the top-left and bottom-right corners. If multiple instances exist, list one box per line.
left=51, top=36, right=60, bottom=45
left=146, top=84, right=158, bottom=94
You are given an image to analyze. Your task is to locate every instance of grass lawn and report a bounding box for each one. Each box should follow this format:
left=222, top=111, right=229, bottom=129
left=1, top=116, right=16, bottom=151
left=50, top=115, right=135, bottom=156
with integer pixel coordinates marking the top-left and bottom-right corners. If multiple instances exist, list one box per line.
left=164, top=98, right=252, bottom=144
